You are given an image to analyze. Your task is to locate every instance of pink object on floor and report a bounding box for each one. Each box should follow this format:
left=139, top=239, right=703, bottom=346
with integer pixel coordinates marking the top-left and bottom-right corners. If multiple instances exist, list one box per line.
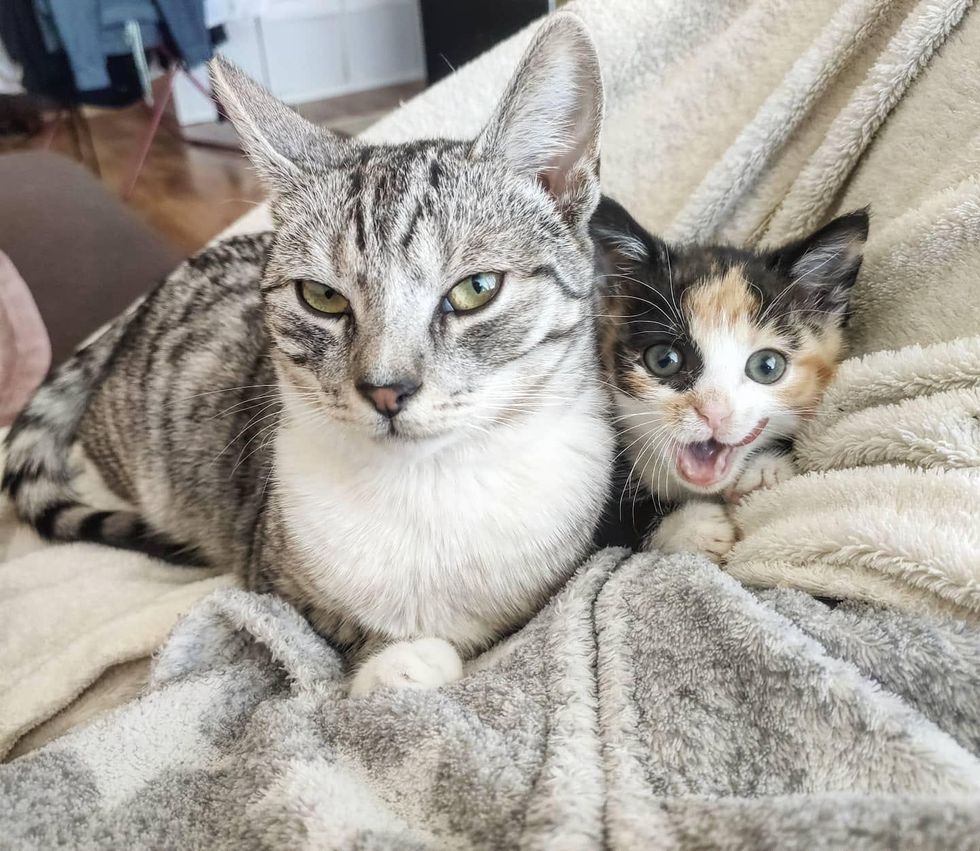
left=0, top=251, right=51, bottom=426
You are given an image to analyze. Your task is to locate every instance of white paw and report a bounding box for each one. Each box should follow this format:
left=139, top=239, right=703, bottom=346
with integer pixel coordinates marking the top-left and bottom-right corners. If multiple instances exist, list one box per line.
left=349, top=638, right=463, bottom=698
left=727, top=452, right=797, bottom=502
left=646, top=501, right=736, bottom=564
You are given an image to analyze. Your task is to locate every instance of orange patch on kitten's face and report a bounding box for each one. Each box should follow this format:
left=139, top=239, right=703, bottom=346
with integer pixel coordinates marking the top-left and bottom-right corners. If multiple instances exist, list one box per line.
left=776, top=326, right=844, bottom=413
left=684, top=267, right=761, bottom=333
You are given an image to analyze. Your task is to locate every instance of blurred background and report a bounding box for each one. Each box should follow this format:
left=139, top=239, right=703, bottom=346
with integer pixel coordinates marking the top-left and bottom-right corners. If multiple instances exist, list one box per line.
left=0, top=0, right=560, bottom=252
left=0, top=0, right=561, bottom=397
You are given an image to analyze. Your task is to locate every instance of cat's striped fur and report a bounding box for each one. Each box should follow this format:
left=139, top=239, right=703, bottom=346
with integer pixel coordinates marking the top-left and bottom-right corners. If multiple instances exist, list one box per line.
left=3, top=15, right=613, bottom=695
left=3, top=237, right=272, bottom=567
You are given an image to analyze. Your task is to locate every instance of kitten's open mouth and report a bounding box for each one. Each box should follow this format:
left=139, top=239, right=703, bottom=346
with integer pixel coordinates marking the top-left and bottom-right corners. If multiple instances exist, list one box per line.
left=675, top=418, right=769, bottom=488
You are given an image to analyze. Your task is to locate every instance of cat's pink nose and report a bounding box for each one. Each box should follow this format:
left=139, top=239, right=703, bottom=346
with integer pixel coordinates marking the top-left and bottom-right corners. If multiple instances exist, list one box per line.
left=693, top=399, right=732, bottom=433
left=357, top=380, right=420, bottom=418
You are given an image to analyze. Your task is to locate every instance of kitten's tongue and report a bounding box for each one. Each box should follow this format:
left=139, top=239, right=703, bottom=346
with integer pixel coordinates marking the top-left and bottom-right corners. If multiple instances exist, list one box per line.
left=676, top=440, right=733, bottom=487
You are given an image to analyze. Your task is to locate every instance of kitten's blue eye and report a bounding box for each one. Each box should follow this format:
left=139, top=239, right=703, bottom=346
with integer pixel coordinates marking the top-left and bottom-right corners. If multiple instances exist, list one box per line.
left=443, top=272, right=501, bottom=313
left=745, top=349, right=787, bottom=384
left=644, top=343, right=683, bottom=377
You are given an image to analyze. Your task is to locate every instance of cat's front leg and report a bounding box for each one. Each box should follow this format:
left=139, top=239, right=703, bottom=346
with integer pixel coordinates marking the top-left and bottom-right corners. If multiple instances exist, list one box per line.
left=725, top=450, right=797, bottom=503
left=349, top=637, right=463, bottom=698
left=646, top=500, right=736, bottom=564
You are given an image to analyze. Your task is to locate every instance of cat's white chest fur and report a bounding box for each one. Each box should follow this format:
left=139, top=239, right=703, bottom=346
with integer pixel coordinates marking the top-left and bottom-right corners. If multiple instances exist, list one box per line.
left=275, top=401, right=611, bottom=653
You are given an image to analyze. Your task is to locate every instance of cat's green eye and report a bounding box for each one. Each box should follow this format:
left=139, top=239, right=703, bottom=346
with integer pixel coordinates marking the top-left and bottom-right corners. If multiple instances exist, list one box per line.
left=297, top=280, right=350, bottom=316
left=745, top=349, right=787, bottom=384
left=443, top=272, right=501, bottom=313
left=644, top=343, right=684, bottom=378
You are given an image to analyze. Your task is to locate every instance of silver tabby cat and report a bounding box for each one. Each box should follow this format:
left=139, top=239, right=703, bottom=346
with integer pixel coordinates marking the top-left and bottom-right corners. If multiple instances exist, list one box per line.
left=2, top=15, right=613, bottom=696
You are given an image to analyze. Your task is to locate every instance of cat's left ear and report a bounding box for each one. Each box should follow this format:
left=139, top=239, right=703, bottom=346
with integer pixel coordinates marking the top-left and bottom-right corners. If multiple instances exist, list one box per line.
left=472, top=13, right=604, bottom=227
left=769, top=209, right=870, bottom=318
left=209, top=55, right=350, bottom=188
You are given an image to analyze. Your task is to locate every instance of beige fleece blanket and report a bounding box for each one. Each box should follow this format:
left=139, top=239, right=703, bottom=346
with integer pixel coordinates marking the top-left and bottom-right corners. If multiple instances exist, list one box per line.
left=0, top=492, right=235, bottom=759
left=729, top=335, right=980, bottom=624
left=2, top=0, right=979, bottom=758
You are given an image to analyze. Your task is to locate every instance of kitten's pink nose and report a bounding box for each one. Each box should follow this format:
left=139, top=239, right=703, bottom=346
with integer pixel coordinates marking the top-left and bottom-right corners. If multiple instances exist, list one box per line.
left=693, top=399, right=733, bottom=433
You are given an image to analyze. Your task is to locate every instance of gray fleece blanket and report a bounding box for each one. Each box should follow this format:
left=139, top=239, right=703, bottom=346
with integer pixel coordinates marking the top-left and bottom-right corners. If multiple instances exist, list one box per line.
left=2, top=550, right=979, bottom=849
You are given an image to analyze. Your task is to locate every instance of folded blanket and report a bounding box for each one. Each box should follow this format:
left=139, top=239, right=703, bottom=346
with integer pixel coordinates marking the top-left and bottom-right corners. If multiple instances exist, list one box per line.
left=0, top=494, right=234, bottom=759
left=2, top=552, right=979, bottom=848
left=729, top=335, right=980, bottom=622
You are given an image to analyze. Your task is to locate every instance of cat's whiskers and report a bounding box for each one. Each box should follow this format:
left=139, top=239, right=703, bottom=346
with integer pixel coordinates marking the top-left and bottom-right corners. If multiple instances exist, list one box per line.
left=211, top=394, right=282, bottom=422
left=182, top=383, right=280, bottom=401
left=232, top=419, right=282, bottom=476
left=600, top=270, right=684, bottom=327
left=223, top=406, right=288, bottom=470
left=662, top=245, right=685, bottom=329
left=624, top=428, right=673, bottom=522
left=637, top=427, right=674, bottom=523
left=609, top=419, right=665, bottom=468
left=597, top=290, right=676, bottom=319
left=618, top=422, right=672, bottom=518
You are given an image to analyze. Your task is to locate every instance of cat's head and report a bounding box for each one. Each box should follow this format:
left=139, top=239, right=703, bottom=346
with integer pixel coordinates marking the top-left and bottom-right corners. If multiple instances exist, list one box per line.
left=210, top=15, right=604, bottom=447
left=592, top=197, right=868, bottom=496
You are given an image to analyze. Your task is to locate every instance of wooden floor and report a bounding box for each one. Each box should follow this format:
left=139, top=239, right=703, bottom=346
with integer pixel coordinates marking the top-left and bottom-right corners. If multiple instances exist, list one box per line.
left=3, top=81, right=423, bottom=254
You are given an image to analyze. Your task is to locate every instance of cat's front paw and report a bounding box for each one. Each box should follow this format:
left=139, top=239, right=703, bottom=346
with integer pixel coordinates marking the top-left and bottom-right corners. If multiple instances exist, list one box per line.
left=349, top=638, right=463, bottom=698
left=646, top=501, right=735, bottom=564
left=726, top=452, right=797, bottom=503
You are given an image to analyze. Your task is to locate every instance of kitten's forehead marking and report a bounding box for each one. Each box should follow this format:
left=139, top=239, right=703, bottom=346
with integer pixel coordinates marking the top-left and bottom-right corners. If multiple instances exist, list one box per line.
left=684, top=266, right=760, bottom=334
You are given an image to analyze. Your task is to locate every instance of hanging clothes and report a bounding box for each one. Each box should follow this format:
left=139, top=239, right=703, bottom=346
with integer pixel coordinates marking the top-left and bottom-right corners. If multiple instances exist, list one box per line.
left=32, top=0, right=210, bottom=93
left=0, top=0, right=76, bottom=102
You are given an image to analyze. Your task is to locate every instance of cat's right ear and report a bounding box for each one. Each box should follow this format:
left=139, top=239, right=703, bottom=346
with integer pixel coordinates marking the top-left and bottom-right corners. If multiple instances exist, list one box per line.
left=209, top=56, right=348, bottom=188
left=472, top=13, right=604, bottom=228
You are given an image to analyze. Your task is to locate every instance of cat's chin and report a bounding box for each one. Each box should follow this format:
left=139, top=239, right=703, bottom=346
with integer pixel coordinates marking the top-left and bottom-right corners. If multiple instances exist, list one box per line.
left=370, top=421, right=460, bottom=451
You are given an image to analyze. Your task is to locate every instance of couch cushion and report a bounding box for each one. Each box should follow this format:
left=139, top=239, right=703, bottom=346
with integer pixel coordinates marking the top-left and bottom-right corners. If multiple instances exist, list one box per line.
left=0, top=151, right=182, bottom=364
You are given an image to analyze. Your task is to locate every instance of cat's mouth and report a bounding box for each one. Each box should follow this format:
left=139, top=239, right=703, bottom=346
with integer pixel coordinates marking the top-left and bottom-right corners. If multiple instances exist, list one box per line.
left=675, top=418, right=769, bottom=488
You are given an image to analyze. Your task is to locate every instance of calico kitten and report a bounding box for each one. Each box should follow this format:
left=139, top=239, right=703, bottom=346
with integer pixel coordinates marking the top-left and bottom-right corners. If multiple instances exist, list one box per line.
left=2, top=16, right=613, bottom=696
left=591, top=197, right=868, bottom=561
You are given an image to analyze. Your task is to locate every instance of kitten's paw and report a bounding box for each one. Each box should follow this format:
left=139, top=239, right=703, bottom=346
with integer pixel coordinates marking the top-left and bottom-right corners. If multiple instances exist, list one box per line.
left=727, top=453, right=797, bottom=502
left=646, top=501, right=736, bottom=564
left=349, top=638, right=463, bottom=698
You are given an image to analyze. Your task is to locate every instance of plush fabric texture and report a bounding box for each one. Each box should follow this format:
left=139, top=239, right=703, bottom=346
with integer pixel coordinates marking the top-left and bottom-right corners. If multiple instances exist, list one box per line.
left=0, top=497, right=234, bottom=760
left=728, top=335, right=980, bottom=623
left=2, top=0, right=980, bottom=843
left=1, top=553, right=979, bottom=848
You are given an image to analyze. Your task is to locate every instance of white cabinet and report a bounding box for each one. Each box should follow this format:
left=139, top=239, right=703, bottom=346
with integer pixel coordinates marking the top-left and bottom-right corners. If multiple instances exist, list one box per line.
left=172, top=0, right=425, bottom=126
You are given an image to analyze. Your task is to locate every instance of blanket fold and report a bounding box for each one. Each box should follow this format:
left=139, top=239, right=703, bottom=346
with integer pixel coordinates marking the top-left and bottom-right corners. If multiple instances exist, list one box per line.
left=729, top=335, right=980, bottom=622
left=2, top=552, right=979, bottom=849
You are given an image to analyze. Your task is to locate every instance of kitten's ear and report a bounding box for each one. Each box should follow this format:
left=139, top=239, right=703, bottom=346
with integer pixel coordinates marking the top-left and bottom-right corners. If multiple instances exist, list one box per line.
left=590, top=196, right=657, bottom=264
left=209, top=56, right=348, bottom=187
left=769, top=209, right=870, bottom=316
left=590, top=195, right=667, bottom=282
left=473, top=13, right=604, bottom=226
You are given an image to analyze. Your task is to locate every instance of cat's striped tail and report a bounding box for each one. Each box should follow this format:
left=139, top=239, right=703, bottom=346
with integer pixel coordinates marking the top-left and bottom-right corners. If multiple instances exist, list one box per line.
left=1, top=311, right=204, bottom=566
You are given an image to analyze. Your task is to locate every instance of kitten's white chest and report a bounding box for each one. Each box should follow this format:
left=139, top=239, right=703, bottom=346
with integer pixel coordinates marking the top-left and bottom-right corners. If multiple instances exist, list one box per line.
left=275, top=410, right=610, bottom=651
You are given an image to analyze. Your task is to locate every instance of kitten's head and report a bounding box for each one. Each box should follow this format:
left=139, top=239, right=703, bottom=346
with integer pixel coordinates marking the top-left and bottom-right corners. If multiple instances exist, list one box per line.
left=210, top=15, right=604, bottom=447
left=592, top=197, right=868, bottom=496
